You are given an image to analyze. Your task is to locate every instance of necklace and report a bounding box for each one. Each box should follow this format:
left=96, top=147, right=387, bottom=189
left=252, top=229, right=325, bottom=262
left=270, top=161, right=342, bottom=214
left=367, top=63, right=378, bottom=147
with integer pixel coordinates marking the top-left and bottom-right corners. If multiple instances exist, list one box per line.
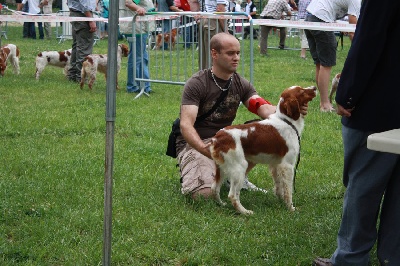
left=211, top=69, right=233, bottom=92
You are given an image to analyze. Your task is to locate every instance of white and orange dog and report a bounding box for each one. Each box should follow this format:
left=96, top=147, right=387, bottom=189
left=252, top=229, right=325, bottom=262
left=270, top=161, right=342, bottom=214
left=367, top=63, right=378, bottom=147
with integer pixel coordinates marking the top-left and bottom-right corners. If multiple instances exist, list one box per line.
left=0, top=44, right=20, bottom=76
left=35, top=49, right=72, bottom=80
left=80, top=43, right=129, bottom=90
left=153, top=28, right=178, bottom=50
left=210, top=86, right=317, bottom=215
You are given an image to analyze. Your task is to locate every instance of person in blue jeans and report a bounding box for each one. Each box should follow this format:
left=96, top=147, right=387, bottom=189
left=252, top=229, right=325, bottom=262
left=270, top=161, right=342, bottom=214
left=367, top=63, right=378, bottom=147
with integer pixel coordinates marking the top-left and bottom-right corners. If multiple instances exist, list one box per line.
left=313, top=0, right=400, bottom=265
left=119, top=0, right=154, bottom=94
left=126, top=34, right=151, bottom=93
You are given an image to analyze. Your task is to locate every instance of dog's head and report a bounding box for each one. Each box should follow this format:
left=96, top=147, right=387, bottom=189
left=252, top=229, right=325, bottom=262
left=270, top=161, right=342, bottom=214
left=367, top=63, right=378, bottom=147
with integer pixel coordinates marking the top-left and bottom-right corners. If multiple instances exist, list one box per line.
left=59, top=49, right=72, bottom=63
left=118, top=44, right=129, bottom=57
left=278, top=86, right=317, bottom=120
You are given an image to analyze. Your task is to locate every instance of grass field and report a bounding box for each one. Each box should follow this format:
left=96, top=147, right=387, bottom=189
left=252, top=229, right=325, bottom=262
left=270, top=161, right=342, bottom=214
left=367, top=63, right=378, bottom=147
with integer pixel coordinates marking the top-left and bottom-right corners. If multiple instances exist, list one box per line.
left=0, top=23, right=379, bottom=265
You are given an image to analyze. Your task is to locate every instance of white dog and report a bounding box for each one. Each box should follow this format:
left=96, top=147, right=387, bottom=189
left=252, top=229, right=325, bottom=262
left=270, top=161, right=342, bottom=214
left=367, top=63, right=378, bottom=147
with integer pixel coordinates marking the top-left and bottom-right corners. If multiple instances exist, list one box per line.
left=80, top=44, right=129, bottom=90
left=0, top=44, right=20, bottom=76
left=210, top=86, right=317, bottom=215
left=35, top=49, right=72, bottom=80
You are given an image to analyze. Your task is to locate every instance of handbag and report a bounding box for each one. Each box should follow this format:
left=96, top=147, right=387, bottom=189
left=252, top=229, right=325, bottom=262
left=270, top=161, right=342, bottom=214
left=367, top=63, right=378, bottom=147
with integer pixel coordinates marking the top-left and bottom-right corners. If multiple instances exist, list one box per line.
left=166, top=76, right=231, bottom=158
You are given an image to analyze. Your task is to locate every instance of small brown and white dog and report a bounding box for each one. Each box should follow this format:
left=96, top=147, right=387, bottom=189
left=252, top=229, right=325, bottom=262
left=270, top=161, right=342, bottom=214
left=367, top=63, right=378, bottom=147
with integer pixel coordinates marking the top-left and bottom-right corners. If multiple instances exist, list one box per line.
left=80, top=43, right=129, bottom=90
left=329, top=73, right=341, bottom=103
left=35, top=49, right=72, bottom=80
left=210, top=86, right=317, bottom=215
left=0, top=44, right=20, bottom=76
left=153, top=28, right=178, bottom=50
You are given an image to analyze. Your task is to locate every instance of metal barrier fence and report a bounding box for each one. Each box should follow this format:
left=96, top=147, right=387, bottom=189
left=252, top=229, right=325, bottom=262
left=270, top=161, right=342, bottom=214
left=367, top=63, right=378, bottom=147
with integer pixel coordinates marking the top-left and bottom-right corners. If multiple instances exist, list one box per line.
left=129, top=12, right=255, bottom=98
left=0, top=5, right=11, bottom=40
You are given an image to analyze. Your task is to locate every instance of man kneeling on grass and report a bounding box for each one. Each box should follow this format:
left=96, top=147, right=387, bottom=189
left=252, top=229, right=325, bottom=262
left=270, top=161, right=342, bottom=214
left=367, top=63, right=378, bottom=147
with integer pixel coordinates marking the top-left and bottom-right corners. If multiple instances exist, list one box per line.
left=174, top=32, right=308, bottom=199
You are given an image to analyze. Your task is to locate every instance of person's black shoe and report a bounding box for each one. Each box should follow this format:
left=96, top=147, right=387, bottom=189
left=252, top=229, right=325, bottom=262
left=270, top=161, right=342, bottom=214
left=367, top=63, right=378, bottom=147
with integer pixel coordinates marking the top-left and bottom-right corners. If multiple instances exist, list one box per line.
left=312, top=258, right=333, bottom=266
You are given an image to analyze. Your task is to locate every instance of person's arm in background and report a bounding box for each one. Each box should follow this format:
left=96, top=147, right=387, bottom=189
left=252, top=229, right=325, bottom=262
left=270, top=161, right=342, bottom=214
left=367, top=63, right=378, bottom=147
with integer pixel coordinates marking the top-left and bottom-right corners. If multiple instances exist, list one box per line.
left=125, top=0, right=146, bottom=14
left=167, top=0, right=182, bottom=12
left=346, top=14, right=357, bottom=41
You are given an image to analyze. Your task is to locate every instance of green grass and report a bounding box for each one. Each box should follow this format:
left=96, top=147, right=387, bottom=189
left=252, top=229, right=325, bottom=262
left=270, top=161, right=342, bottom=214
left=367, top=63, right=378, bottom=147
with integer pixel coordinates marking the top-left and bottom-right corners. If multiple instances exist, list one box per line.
left=0, top=25, right=379, bottom=265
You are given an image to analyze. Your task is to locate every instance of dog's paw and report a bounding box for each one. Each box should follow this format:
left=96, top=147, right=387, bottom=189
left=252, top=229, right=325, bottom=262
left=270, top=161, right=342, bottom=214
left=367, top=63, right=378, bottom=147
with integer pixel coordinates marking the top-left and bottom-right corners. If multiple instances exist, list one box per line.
left=241, top=209, right=254, bottom=215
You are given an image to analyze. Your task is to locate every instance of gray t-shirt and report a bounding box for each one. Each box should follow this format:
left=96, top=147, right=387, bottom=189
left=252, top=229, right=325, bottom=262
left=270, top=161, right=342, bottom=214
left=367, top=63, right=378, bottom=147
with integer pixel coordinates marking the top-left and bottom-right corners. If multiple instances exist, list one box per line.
left=179, top=69, right=257, bottom=142
left=307, top=0, right=361, bottom=22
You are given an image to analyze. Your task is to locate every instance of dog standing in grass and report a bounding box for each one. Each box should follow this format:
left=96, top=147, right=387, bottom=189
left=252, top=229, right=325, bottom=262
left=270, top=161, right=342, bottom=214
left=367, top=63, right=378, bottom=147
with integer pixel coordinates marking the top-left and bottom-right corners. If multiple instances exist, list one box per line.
left=210, top=86, right=317, bottom=215
left=0, top=44, right=20, bottom=77
left=35, top=49, right=72, bottom=80
left=80, top=44, right=129, bottom=90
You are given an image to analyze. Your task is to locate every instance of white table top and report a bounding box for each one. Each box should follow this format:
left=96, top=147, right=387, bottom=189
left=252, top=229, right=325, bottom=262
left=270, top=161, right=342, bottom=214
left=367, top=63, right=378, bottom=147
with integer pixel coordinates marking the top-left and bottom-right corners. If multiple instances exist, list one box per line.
left=367, top=129, right=400, bottom=155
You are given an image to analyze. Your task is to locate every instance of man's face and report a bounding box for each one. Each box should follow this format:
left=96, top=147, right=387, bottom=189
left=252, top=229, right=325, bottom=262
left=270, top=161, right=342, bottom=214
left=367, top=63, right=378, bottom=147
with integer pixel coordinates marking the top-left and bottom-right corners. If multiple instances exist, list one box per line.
left=212, top=39, right=240, bottom=73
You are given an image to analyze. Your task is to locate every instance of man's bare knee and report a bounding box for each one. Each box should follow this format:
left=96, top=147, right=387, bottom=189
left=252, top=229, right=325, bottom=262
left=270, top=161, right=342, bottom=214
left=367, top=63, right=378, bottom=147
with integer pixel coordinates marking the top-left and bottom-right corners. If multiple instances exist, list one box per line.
left=191, top=188, right=213, bottom=200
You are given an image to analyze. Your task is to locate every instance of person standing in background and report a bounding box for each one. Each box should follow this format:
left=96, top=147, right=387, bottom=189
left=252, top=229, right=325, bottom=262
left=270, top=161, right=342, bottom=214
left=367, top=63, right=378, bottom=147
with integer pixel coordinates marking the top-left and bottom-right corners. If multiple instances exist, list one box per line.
left=157, top=0, right=182, bottom=49
left=22, top=0, right=44, bottom=39
left=297, top=0, right=311, bottom=59
left=233, top=0, right=243, bottom=35
left=198, top=0, right=228, bottom=70
left=67, top=0, right=97, bottom=83
left=243, top=0, right=257, bottom=40
left=17, top=0, right=31, bottom=38
left=119, top=0, right=155, bottom=94
left=304, top=0, right=360, bottom=112
left=40, top=0, right=53, bottom=39
left=259, top=0, right=292, bottom=56
left=313, top=0, right=400, bottom=265
left=98, top=0, right=109, bottom=39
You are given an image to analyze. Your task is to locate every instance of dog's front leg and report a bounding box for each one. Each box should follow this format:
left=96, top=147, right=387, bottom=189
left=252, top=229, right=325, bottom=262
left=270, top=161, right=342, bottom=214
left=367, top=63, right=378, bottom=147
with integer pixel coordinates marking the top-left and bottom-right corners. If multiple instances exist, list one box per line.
left=273, top=164, right=295, bottom=211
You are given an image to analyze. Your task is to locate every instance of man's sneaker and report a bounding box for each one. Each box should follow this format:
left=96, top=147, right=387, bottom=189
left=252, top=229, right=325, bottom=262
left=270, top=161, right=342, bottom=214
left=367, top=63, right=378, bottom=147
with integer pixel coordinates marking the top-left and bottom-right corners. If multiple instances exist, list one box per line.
left=225, top=177, right=268, bottom=194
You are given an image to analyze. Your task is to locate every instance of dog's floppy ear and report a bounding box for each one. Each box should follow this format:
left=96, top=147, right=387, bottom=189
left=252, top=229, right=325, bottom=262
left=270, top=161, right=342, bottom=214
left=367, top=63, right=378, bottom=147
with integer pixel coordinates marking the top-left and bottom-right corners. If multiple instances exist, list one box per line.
left=280, top=97, right=301, bottom=120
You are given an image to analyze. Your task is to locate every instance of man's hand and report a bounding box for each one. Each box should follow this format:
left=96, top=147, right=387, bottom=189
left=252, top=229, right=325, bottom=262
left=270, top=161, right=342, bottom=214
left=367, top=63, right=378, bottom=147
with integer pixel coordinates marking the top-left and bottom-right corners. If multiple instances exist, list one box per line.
left=336, top=104, right=353, bottom=117
left=300, top=103, right=308, bottom=116
left=89, top=21, right=97, bottom=32
left=135, top=6, right=146, bottom=15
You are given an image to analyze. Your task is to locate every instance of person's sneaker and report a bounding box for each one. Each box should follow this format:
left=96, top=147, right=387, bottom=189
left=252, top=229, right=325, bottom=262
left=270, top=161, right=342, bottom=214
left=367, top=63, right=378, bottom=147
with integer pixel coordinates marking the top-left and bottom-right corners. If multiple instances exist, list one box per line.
left=225, top=177, right=268, bottom=194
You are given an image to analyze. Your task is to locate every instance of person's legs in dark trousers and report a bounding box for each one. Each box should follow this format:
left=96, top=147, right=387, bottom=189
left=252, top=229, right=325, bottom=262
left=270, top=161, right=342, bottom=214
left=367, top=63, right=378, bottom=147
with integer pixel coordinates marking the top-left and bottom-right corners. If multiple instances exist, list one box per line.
left=278, top=27, right=286, bottom=49
left=199, top=19, right=222, bottom=70
left=68, top=19, right=94, bottom=82
left=183, top=17, right=194, bottom=48
left=376, top=159, right=400, bottom=265
left=259, top=25, right=271, bottom=55
left=162, top=19, right=172, bottom=49
left=331, top=126, right=400, bottom=265
left=23, top=23, right=30, bottom=38
left=28, top=22, right=36, bottom=39
left=37, top=21, right=44, bottom=39
left=22, top=2, right=30, bottom=38
left=243, top=26, right=250, bottom=39
left=37, top=12, right=44, bottom=40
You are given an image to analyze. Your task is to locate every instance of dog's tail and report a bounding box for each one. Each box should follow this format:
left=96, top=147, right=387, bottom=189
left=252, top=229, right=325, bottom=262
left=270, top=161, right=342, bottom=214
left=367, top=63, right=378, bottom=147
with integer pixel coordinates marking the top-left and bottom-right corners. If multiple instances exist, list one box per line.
left=329, top=73, right=341, bottom=103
